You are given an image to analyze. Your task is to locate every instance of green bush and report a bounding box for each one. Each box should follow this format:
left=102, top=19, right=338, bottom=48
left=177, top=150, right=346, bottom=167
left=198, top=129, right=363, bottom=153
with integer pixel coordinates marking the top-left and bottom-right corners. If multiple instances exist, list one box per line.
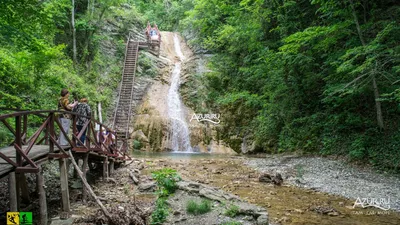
left=186, top=200, right=198, bottom=214
left=150, top=168, right=182, bottom=224
left=133, top=139, right=142, bottom=150
left=152, top=168, right=182, bottom=196
left=137, top=53, right=157, bottom=77
left=348, top=136, right=367, bottom=161
left=186, top=199, right=212, bottom=215
left=224, top=204, right=239, bottom=218
left=151, top=197, right=169, bottom=225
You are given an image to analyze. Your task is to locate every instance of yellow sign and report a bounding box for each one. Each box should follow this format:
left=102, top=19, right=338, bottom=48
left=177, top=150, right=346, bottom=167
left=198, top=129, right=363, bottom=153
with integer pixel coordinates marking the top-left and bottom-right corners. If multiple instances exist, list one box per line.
left=7, top=212, right=19, bottom=225
left=6, top=212, right=33, bottom=225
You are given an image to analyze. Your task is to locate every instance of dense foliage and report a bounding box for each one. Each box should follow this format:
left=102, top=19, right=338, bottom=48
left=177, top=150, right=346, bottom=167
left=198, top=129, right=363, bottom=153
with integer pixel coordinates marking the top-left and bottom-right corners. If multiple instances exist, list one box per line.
left=181, top=0, right=400, bottom=170
left=0, top=0, right=143, bottom=111
left=133, top=0, right=194, bottom=30
left=0, top=0, right=146, bottom=144
left=140, top=0, right=400, bottom=170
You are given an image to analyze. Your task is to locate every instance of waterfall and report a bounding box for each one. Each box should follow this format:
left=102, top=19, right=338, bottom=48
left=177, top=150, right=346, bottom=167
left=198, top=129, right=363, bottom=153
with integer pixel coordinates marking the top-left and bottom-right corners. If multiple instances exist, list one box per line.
left=167, top=34, right=192, bottom=152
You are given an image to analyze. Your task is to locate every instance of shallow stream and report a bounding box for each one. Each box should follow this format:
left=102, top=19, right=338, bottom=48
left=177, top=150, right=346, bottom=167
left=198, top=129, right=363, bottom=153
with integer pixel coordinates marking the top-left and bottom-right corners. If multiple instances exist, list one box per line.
left=135, top=151, right=400, bottom=225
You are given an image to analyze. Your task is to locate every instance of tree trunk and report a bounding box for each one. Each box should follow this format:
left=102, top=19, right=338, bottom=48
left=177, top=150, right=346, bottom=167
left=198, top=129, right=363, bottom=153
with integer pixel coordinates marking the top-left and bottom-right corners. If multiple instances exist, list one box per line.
left=37, top=166, right=48, bottom=225
left=372, top=74, right=384, bottom=129
left=72, top=0, right=77, bottom=65
left=98, top=102, right=103, bottom=123
left=19, top=174, right=30, bottom=204
left=9, top=172, right=18, bottom=211
left=349, top=0, right=384, bottom=129
left=67, top=151, right=112, bottom=220
left=92, top=0, right=95, bottom=16
left=349, top=0, right=366, bottom=46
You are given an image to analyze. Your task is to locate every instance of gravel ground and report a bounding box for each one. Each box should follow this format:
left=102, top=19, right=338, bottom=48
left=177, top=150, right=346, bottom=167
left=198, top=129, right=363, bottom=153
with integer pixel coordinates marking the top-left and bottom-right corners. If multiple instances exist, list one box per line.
left=244, top=155, right=400, bottom=211
left=165, top=190, right=256, bottom=225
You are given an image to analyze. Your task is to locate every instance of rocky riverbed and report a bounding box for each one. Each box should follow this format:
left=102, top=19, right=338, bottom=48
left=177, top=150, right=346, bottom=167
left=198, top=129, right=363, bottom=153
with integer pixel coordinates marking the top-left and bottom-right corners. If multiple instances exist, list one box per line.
left=2, top=153, right=399, bottom=225
left=244, top=154, right=400, bottom=212
left=138, top=154, right=400, bottom=225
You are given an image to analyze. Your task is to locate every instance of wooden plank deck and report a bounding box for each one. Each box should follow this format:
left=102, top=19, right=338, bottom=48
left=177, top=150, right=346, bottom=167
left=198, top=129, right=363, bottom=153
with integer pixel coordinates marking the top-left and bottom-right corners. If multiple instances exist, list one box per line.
left=0, top=145, right=124, bottom=177
left=0, top=145, right=64, bottom=177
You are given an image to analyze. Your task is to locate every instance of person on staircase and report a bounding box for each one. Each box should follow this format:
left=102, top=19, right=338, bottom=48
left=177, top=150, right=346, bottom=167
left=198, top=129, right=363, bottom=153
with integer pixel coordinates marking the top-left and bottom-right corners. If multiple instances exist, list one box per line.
left=58, top=88, right=78, bottom=146
left=72, top=98, right=91, bottom=146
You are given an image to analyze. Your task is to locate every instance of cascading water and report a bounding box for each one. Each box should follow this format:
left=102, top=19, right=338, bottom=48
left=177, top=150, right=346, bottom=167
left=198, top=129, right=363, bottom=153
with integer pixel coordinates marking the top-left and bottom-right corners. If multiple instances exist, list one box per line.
left=167, top=34, right=192, bottom=152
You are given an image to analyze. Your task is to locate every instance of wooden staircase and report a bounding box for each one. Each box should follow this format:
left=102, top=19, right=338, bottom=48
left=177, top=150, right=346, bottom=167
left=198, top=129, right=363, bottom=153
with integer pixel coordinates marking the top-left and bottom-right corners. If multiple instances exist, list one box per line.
left=113, top=35, right=139, bottom=144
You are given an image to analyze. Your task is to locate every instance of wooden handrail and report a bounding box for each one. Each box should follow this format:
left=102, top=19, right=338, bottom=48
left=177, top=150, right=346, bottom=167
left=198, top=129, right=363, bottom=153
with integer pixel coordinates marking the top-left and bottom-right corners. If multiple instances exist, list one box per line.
left=0, top=110, right=123, bottom=149
left=0, top=109, right=129, bottom=175
left=126, top=40, right=139, bottom=140
left=112, top=32, right=132, bottom=129
left=1, top=110, right=104, bottom=127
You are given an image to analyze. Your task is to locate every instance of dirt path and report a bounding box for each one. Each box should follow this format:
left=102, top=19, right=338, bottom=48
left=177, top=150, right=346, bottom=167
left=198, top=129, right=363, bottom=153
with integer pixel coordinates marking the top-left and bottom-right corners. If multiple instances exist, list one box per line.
left=140, top=155, right=400, bottom=225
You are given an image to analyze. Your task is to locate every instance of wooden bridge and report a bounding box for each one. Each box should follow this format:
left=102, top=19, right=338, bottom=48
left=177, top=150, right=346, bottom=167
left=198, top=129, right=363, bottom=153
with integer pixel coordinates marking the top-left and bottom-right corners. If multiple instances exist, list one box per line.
left=0, top=29, right=161, bottom=224
left=0, top=109, right=129, bottom=223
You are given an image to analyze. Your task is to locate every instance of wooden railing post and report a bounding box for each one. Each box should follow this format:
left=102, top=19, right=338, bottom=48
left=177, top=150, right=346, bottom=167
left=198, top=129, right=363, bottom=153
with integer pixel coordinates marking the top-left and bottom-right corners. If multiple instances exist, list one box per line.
left=15, top=115, right=22, bottom=210
left=86, top=120, right=91, bottom=149
left=82, top=152, right=89, bottom=203
left=8, top=172, right=17, bottom=211
left=109, top=160, right=114, bottom=176
left=15, top=115, right=22, bottom=166
left=49, top=113, right=55, bottom=153
left=19, top=174, right=30, bottom=204
left=44, top=114, right=49, bottom=145
left=59, top=158, right=70, bottom=213
left=103, top=156, right=108, bottom=179
left=72, top=114, right=77, bottom=147
left=37, top=166, right=48, bottom=225
left=115, top=133, right=118, bottom=153
left=22, top=115, right=27, bottom=143
left=99, top=125, right=103, bottom=145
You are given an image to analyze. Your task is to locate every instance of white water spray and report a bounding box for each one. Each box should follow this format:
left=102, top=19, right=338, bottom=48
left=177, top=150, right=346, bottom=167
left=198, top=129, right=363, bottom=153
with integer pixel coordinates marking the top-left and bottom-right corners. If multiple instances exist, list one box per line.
left=167, top=34, right=192, bottom=152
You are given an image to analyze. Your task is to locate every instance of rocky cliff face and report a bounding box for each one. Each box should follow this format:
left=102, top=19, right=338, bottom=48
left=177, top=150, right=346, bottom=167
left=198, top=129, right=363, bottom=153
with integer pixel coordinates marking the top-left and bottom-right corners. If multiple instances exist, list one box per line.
left=130, top=32, right=235, bottom=154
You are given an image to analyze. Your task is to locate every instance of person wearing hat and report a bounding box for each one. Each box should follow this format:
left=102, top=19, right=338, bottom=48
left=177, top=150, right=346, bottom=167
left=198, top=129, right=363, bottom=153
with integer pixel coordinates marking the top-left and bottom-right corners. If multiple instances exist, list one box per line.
left=58, top=88, right=78, bottom=145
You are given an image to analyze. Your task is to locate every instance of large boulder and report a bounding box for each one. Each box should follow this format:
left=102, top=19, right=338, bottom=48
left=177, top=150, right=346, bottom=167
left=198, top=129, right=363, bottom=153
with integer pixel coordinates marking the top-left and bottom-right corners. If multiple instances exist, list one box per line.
left=138, top=182, right=156, bottom=192
left=259, top=173, right=283, bottom=185
left=241, top=135, right=257, bottom=154
left=177, top=181, right=239, bottom=201
left=131, top=129, right=149, bottom=143
left=259, top=173, right=272, bottom=183
left=257, top=214, right=269, bottom=225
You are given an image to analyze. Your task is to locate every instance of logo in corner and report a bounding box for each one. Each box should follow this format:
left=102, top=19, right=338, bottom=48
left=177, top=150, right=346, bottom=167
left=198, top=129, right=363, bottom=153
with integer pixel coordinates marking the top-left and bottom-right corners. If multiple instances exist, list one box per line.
left=6, top=212, right=32, bottom=225
left=7, top=212, right=19, bottom=225
left=19, top=212, right=33, bottom=225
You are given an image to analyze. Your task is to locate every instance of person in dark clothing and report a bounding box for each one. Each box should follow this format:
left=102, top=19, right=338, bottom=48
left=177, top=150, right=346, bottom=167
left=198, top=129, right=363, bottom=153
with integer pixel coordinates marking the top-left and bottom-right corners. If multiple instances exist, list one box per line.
left=72, top=98, right=91, bottom=146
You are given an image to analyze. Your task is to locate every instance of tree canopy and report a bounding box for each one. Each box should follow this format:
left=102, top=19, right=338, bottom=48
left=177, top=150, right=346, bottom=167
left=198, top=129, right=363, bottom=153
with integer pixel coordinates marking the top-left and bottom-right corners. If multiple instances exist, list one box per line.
left=176, top=0, right=399, bottom=169
left=1, top=0, right=399, bottom=170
